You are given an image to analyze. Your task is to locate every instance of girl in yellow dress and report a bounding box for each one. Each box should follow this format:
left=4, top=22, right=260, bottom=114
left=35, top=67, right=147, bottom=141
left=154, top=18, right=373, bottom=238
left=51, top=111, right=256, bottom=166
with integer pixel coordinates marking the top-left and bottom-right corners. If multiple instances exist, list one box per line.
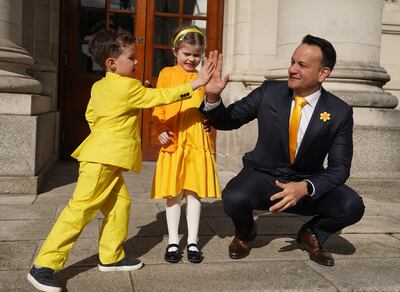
left=151, top=26, right=221, bottom=263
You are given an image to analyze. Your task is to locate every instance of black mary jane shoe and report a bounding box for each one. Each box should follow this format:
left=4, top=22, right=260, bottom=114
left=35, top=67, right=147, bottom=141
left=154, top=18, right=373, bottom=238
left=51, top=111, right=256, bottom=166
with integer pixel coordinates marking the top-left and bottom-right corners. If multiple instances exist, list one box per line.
left=164, top=244, right=181, bottom=263
left=186, top=243, right=204, bottom=263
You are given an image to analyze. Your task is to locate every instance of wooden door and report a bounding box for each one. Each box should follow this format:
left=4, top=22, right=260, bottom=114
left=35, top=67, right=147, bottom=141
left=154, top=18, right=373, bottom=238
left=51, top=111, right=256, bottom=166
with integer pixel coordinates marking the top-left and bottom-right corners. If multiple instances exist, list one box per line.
left=141, top=0, right=224, bottom=160
left=60, top=0, right=146, bottom=158
left=60, top=0, right=223, bottom=160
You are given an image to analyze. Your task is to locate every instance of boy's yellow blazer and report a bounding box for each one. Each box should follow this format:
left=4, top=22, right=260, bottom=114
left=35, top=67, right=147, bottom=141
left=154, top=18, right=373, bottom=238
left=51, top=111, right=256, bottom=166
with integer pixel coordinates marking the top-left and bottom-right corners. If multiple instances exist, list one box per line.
left=71, top=72, right=193, bottom=173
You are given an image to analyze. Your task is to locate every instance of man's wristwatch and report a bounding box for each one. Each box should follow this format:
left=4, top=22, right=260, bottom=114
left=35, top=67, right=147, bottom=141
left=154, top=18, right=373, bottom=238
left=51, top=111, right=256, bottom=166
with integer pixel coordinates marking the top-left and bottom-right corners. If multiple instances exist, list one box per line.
left=305, top=180, right=313, bottom=196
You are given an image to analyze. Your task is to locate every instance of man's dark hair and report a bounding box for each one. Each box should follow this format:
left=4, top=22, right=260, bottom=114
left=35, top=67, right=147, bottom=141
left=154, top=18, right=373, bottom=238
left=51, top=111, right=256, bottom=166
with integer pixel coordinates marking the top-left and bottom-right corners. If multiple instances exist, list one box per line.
left=89, top=29, right=134, bottom=69
left=302, top=34, right=336, bottom=70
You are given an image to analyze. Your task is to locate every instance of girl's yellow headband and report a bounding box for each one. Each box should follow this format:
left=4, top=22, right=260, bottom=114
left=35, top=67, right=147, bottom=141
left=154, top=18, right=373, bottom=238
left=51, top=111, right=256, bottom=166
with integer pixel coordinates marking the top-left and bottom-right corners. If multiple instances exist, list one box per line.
left=173, top=28, right=205, bottom=47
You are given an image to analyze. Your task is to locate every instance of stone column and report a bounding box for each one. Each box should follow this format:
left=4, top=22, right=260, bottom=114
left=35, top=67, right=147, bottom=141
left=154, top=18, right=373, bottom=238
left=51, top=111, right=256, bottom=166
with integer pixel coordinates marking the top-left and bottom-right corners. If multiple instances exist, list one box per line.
left=25, top=0, right=57, bottom=100
left=217, top=0, right=279, bottom=171
left=0, top=0, right=41, bottom=94
left=381, top=0, right=400, bottom=108
left=0, top=0, right=54, bottom=195
left=22, top=0, right=59, bottom=170
left=267, top=0, right=397, bottom=109
left=265, top=0, right=400, bottom=178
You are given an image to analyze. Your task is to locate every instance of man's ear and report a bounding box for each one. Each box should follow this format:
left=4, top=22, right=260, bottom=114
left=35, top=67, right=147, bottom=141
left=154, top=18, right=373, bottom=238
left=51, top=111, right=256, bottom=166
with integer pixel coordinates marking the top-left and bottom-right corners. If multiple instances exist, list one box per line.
left=319, top=67, right=331, bottom=83
left=105, top=57, right=116, bottom=71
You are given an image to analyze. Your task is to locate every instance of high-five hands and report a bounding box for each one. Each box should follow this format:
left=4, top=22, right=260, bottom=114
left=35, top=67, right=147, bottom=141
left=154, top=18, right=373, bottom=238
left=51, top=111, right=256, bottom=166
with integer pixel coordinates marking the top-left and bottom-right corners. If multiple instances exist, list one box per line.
left=191, top=54, right=216, bottom=90
left=205, top=50, right=229, bottom=103
left=269, top=180, right=308, bottom=213
left=198, top=54, right=216, bottom=85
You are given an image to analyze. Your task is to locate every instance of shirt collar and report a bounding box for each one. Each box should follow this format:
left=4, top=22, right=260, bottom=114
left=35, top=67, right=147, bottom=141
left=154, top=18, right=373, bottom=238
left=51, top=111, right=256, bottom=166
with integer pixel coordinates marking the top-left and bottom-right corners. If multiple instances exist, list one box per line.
left=105, top=71, right=120, bottom=79
left=294, top=89, right=321, bottom=108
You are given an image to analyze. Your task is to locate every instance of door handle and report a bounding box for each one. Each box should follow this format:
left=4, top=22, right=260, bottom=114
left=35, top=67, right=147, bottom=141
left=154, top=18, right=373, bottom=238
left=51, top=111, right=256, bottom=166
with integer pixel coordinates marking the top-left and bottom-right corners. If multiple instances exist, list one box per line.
left=144, top=80, right=152, bottom=88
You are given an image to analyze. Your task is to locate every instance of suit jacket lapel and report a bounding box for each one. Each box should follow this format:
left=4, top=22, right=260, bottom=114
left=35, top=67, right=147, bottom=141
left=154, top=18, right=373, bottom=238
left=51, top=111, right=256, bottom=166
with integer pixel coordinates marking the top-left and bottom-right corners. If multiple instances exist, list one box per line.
left=278, top=88, right=292, bottom=162
left=295, top=89, right=330, bottom=164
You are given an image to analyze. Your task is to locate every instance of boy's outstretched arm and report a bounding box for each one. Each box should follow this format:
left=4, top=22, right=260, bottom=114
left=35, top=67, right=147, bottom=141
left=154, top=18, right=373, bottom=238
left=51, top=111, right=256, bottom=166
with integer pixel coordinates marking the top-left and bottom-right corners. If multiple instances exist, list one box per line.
left=126, top=52, right=217, bottom=109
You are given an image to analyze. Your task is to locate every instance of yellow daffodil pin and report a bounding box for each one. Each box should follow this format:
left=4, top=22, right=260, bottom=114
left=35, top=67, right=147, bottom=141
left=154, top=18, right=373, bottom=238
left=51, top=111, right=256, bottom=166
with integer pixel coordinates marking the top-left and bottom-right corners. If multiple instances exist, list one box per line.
left=320, top=112, right=331, bottom=122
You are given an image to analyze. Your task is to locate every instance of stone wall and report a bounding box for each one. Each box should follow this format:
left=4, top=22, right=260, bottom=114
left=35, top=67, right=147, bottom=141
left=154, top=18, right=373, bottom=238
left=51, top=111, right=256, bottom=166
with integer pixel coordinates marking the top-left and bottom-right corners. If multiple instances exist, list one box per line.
left=0, top=0, right=60, bottom=194
left=216, top=0, right=400, bottom=180
left=381, top=0, right=400, bottom=107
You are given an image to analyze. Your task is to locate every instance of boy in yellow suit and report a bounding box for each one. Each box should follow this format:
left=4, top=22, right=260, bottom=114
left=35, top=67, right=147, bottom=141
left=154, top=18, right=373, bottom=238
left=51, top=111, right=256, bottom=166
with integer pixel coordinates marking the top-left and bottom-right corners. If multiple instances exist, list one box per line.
left=27, top=29, right=215, bottom=292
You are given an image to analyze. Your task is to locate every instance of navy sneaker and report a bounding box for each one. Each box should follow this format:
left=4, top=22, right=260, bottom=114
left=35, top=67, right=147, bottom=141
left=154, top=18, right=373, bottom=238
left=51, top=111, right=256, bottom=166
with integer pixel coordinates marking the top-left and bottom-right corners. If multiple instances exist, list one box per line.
left=98, top=257, right=143, bottom=272
left=27, top=266, right=62, bottom=292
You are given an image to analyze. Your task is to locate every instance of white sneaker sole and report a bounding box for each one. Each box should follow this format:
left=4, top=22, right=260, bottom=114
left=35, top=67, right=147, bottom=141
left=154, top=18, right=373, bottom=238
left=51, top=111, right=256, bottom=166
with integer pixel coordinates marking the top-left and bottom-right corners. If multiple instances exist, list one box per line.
left=27, top=273, right=62, bottom=292
left=98, top=261, right=143, bottom=272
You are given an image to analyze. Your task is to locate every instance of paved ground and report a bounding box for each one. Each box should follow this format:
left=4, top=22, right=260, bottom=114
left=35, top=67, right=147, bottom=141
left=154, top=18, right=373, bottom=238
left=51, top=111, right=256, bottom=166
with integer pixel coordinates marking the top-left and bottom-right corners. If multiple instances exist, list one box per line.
left=1, top=161, right=400, bottom=291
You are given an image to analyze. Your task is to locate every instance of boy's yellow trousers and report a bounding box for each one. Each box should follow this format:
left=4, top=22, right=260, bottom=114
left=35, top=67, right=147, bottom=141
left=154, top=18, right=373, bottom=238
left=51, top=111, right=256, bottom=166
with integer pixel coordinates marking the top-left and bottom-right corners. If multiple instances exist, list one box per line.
left=34, top=161, right=131, bottom=271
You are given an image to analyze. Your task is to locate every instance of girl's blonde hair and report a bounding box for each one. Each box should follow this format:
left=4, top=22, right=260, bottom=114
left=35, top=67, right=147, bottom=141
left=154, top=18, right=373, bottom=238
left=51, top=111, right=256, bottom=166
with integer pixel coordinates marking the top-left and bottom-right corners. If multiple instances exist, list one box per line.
left=172, top=25, right=206, bottom=51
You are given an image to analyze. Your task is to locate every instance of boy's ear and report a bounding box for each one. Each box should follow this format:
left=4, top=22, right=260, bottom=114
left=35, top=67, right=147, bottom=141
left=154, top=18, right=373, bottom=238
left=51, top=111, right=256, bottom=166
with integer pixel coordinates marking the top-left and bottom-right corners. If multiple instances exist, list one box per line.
left=105, top=57, right=116, bottom=71
left=172, top=48, right=177, bottom=57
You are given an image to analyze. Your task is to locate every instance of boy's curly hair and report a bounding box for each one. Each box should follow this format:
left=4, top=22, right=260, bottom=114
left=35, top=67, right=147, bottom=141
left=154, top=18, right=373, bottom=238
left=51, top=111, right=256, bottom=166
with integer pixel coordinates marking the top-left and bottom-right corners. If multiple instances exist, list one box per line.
left=89, top=29, right=134, bottom=69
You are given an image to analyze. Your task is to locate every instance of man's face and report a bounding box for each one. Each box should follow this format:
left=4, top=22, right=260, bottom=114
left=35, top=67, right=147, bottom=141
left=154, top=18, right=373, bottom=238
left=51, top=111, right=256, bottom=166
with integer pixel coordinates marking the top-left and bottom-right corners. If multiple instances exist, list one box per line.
left=288, top=43, right=331, bottom=97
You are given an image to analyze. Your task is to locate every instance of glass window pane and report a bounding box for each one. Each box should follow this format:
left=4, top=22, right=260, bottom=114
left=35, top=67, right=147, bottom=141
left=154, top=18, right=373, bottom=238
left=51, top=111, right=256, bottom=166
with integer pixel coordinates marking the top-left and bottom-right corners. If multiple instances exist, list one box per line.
left=110, top=13, right=134, bottom=32
left=183, top=19, right=206, bottom=31
left=79, top=43, right=103, bottom=74
left=155, top=0, right=179, bottom=13
left=153, top=49, right=175, bottom=77
left=110, top=0, right=135, bottom=11
left=80, top=0, right=105, bottom=8
left=154, top=17, right=178, bottom=45
left=79, top=10, right=106, bottom=40
left=184, top=0, right=207, bottom=16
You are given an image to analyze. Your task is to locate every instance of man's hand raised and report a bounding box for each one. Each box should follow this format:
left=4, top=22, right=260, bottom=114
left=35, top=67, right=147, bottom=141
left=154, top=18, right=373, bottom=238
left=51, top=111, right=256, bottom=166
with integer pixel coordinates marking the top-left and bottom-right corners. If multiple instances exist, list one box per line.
left=205, top=50, right=229, bottom=103
left=191, top=53, right=215, bottom=90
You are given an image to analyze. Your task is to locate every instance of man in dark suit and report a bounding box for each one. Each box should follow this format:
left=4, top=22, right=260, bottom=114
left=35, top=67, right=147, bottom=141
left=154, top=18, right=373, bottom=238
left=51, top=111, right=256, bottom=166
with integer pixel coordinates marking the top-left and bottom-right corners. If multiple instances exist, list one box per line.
left=201, top=35, right=365, bottom=266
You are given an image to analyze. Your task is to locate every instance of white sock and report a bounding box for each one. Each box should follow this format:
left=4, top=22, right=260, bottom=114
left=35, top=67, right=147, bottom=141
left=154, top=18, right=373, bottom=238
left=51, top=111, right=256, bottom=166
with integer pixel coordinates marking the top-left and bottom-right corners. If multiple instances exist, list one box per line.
left=185, top=192, right=201, bottom=251
left=166, top=195, right=182, bottom=252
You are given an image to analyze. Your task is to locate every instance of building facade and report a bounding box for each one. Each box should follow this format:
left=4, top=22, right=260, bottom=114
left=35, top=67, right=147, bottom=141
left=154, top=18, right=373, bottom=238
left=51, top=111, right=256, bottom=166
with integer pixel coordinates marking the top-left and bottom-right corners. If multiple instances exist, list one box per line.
left=0, top=0, right=399, bottom=195
left=218, top=0, right=400, bottom=179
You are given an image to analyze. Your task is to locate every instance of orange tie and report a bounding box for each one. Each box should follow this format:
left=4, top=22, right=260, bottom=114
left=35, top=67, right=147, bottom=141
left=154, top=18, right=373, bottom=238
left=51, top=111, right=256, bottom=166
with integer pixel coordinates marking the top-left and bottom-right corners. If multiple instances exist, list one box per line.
left=289, top=96, right=308, bottom=164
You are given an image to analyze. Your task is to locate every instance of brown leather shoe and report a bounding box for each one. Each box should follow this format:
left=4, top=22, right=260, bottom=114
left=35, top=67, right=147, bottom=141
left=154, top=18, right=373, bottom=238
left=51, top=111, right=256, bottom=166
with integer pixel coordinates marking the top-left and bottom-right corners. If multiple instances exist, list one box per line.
left=228, top=225, right=257, bottom=259
left=296, top=225, right=334, bottom=266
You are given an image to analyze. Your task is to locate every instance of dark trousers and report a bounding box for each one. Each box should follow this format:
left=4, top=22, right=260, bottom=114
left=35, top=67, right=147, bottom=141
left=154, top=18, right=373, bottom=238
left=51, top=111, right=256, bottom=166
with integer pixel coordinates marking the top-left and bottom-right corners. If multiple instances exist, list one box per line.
left=222, top=167, right=365, bottom=244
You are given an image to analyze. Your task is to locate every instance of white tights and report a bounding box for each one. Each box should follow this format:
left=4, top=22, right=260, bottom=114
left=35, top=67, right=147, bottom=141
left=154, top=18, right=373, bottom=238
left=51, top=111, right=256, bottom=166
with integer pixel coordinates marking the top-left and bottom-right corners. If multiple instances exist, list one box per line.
left=166, top=190, right=201, bottom=251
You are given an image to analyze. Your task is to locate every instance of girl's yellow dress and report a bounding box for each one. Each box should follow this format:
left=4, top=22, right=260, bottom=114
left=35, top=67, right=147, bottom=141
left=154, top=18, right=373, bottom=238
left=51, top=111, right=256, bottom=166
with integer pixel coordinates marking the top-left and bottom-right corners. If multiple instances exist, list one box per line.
left=151, top=65, right=221, bottom=199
